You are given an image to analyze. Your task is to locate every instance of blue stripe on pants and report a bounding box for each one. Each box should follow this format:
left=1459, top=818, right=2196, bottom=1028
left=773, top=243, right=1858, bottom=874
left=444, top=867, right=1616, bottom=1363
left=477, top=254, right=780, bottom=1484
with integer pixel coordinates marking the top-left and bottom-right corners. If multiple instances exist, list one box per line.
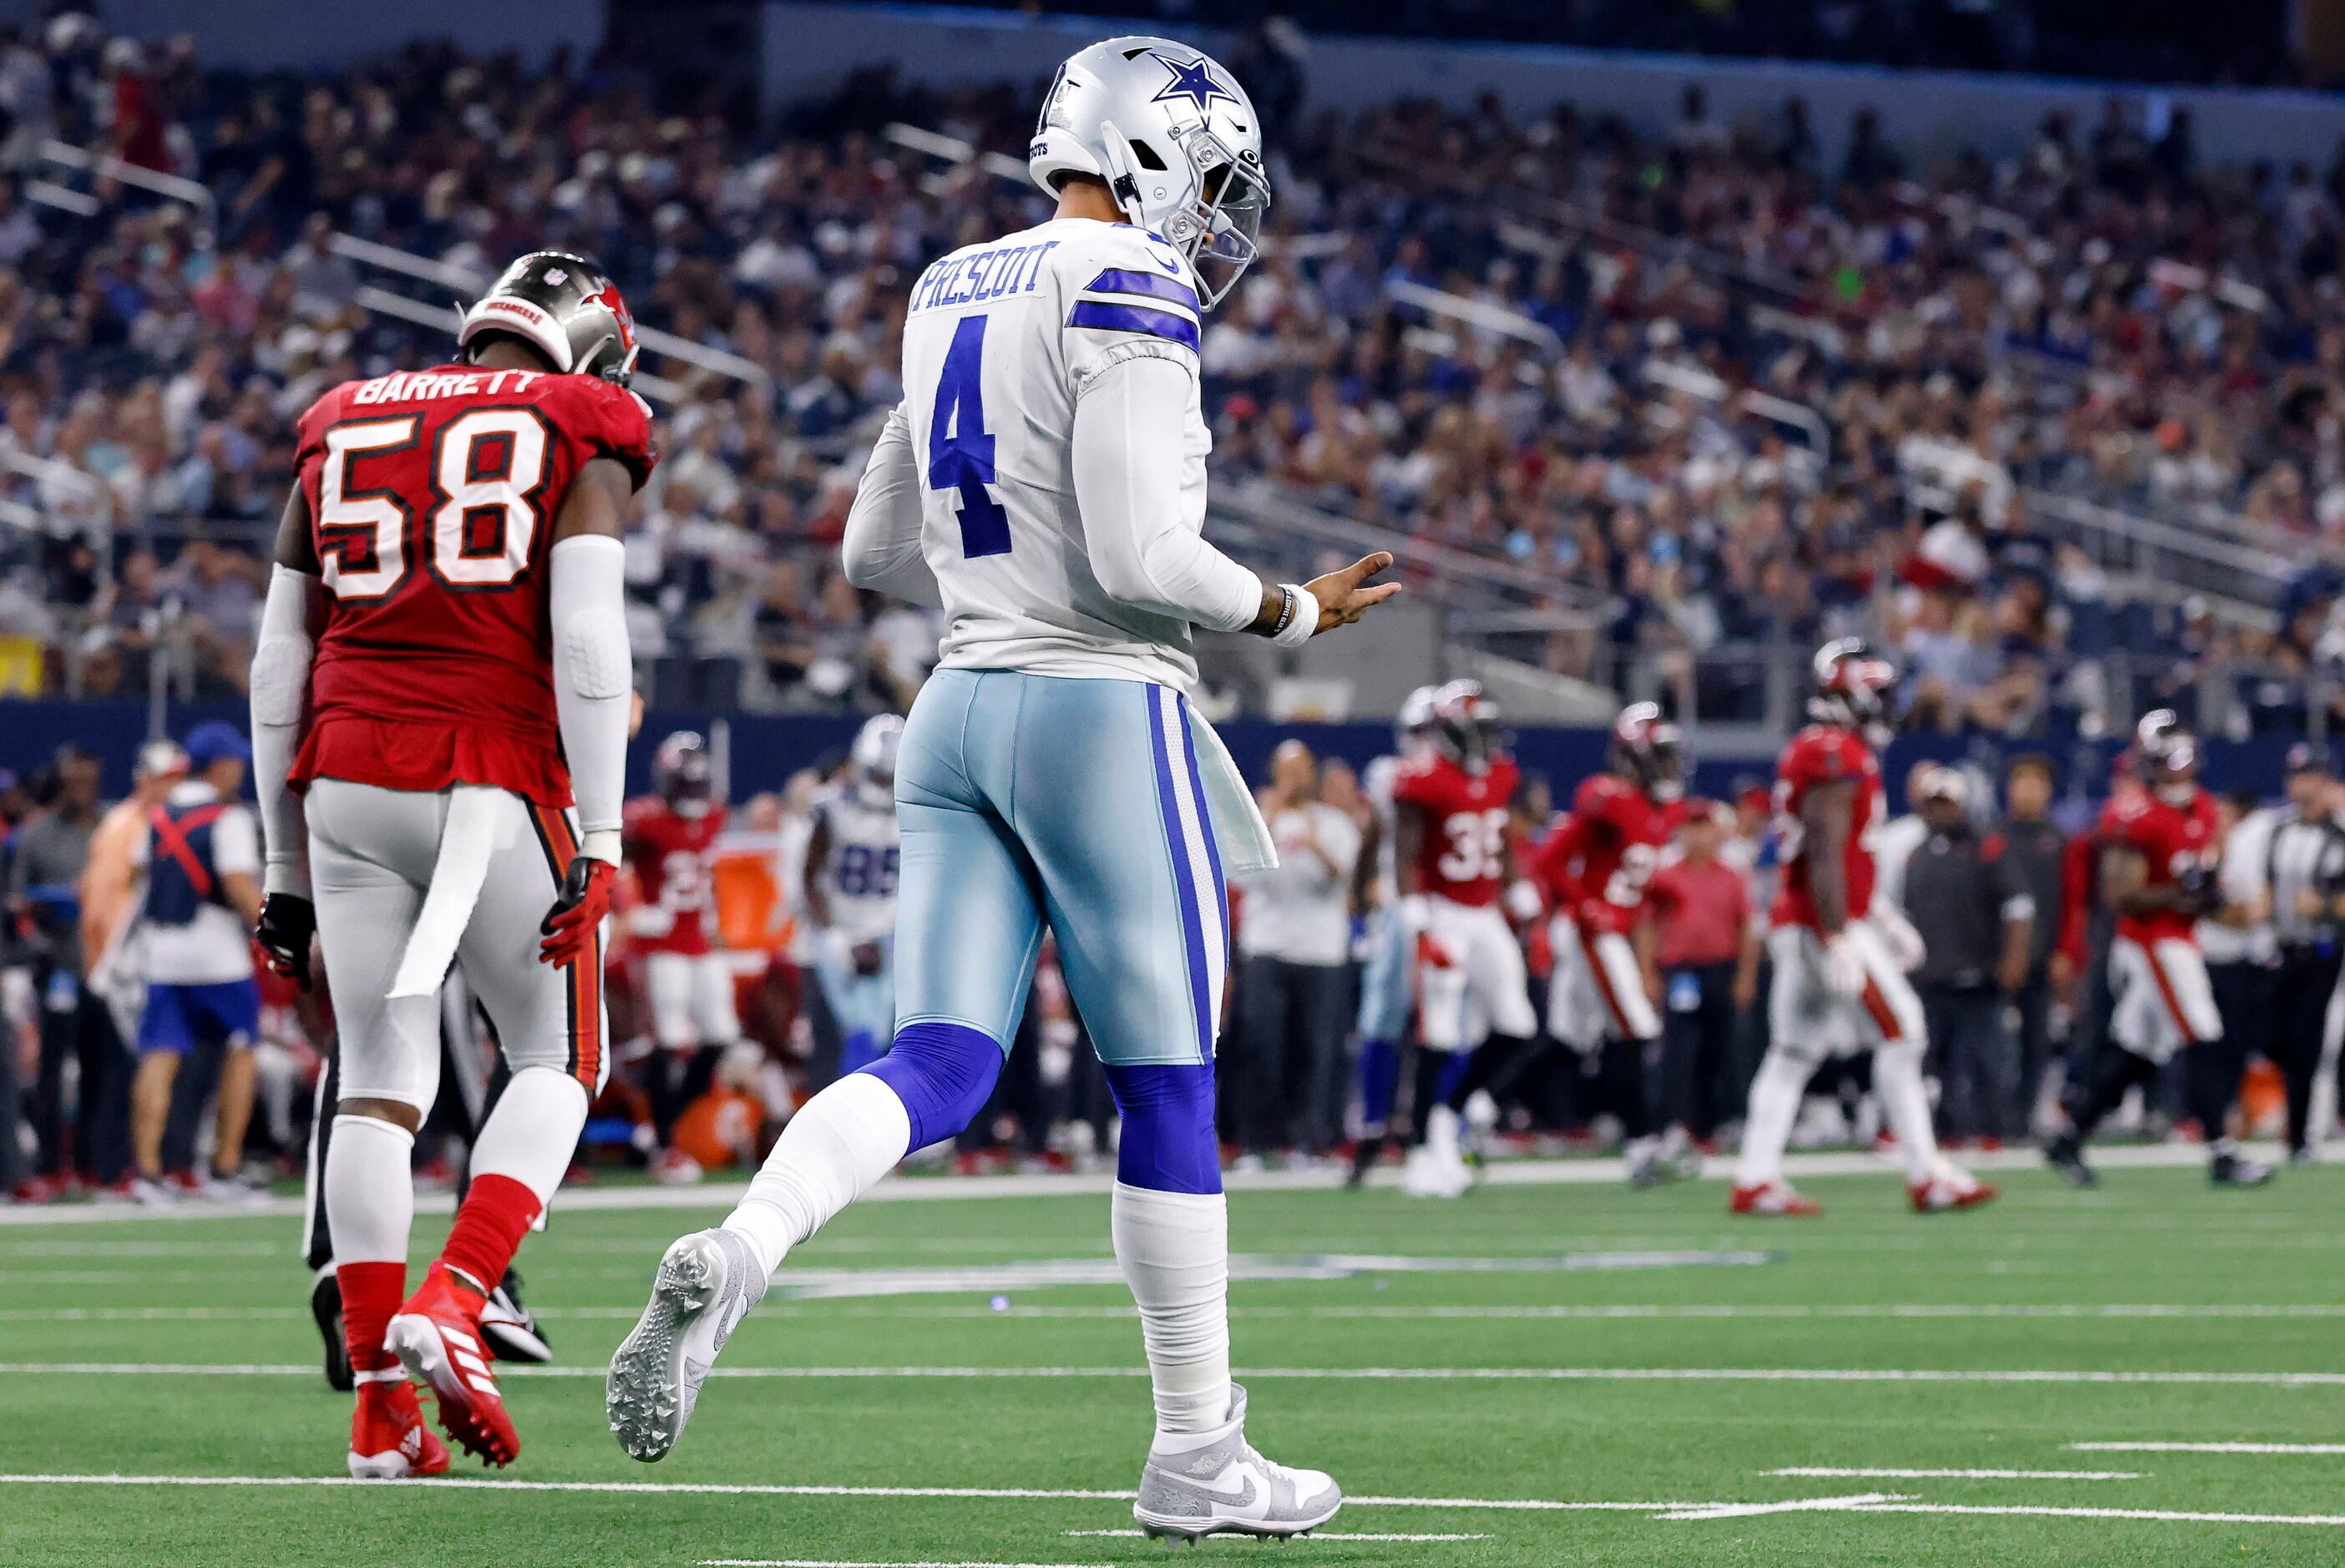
left=1146, top=687, right=1213, bottom=1062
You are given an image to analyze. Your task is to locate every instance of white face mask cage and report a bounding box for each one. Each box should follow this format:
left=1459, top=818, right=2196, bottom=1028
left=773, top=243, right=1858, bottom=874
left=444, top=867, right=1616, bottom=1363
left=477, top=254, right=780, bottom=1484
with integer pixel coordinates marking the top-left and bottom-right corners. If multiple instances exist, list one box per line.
left=1153, top=124, right=1269, bottom=311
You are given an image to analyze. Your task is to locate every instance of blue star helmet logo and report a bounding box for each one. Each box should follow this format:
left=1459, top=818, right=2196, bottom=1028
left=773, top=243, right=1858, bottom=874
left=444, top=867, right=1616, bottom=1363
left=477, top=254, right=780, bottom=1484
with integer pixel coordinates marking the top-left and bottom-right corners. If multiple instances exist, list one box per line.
left=1147, top=50, right=1238, bottom=118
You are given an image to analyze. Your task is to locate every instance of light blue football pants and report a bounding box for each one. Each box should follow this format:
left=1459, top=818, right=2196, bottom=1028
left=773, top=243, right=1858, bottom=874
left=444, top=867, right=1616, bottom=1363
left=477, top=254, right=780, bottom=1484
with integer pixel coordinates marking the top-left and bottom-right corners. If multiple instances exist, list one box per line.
left=893, top=666, right=1228, bottom=1065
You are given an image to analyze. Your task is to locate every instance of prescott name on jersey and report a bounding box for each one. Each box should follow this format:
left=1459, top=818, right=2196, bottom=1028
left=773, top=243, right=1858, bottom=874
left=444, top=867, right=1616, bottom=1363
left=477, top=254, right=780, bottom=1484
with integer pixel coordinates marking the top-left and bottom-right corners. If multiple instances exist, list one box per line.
left=290, top=364, right=656, bottom=808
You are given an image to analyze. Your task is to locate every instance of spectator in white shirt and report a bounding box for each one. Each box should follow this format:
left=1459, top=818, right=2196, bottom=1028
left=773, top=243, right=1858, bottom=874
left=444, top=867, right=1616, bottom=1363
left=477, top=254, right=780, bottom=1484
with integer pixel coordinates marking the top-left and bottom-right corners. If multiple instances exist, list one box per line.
left=1231, top=741, right=1361, bottom=1162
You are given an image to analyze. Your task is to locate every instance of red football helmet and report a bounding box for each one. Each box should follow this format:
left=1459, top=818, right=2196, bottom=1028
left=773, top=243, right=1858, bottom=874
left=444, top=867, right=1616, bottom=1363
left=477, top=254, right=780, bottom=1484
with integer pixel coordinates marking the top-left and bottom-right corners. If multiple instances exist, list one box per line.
left=1608, top=701, right=1684, bottom=802
left=1428, top=680, right=1502, bottom=774
left=1808, top=637, right=1899, bottom=744
left=653, top=730, right=714, bottom=813
left=2131, top=709, right=2198, bottom=804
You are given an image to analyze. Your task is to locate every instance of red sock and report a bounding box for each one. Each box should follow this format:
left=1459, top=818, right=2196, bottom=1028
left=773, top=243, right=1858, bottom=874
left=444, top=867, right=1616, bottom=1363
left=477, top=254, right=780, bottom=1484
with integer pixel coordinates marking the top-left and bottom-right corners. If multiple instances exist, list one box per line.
left=340, top=1261, right=406, bottom=1376
left=438, top=1173, right=543, bottom=1297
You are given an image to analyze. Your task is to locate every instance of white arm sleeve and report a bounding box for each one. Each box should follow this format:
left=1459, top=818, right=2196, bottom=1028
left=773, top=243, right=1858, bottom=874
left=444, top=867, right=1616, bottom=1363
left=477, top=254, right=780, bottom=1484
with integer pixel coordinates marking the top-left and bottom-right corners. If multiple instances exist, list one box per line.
left=841, top=404, right=941, bottom=609
left=550, top=534, right=632, bottom=864
left=1072, top=355, right=1263, bottom=633
left=249, top=564, right=323, bottom=898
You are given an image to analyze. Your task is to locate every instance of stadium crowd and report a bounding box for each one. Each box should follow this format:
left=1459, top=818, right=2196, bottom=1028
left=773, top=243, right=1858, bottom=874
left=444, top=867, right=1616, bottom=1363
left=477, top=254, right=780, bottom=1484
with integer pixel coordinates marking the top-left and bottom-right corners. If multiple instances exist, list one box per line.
left=8, top=18, right=2345, bottom=731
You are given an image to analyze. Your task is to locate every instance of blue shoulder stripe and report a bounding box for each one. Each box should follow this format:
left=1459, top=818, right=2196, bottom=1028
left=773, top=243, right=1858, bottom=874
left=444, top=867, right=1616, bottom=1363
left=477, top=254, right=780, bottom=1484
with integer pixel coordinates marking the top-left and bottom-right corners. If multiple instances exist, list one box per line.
left=1067, top=299, right=1200, bottom=352
left=1086, top=267, right=1200, bottom=312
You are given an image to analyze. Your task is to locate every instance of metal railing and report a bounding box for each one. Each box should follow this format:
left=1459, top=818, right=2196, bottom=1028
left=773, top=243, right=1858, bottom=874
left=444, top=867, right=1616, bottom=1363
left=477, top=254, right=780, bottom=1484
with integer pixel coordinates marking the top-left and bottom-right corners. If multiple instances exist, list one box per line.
left=38, top=138, right=217, bottom=220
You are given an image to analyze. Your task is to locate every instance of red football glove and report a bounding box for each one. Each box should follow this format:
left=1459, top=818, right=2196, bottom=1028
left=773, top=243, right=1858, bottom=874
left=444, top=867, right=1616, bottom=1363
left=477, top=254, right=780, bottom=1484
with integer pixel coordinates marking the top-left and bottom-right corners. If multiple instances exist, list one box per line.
left=539, top=857, right=617, bottom=967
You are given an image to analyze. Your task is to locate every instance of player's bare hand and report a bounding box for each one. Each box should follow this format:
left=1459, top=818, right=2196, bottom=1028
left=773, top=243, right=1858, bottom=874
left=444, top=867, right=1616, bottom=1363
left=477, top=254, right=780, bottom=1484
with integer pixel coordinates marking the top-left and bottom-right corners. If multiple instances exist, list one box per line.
left=255, top=893, right=317, bottom=990
left=540, top=857, right=618, bottom=966
left=1306, top=552, right=1401, bottom=634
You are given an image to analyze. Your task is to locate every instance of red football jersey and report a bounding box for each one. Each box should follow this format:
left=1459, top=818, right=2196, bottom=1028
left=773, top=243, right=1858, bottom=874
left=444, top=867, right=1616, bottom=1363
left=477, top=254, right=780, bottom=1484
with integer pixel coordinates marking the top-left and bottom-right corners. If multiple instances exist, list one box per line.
left=1529, top=773, right=1681, bottom=935
left=1392, top=753, right=1521, bottom=908
left=622, top=797, right=726, bottom=956
left=2096, top=787, right=2219, bottom=947
left=288, top=363, right=657, bottom=808
left=1769, top=724, right=1882, bottom=932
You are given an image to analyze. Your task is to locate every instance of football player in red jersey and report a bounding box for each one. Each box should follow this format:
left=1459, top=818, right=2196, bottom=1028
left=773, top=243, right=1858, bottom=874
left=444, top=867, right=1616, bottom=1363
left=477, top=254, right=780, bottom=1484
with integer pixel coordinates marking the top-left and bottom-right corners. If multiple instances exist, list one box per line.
left=2044, top=712, right=2272, bottom=1188
left=1730, top=640, right=1995, bottom=1217
left=1527, top=702, right=1687, bottom=1186
left=246, top=252, right=656, bottom=1474
left=623, top=731, right=742, bottom=1179
left=1387, top=680, right=1539, bottom=1196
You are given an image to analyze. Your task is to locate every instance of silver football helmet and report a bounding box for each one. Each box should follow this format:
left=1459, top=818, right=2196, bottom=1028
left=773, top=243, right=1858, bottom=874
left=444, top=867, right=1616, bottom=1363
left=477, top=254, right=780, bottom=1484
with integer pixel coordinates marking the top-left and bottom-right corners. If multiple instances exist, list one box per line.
left=1029, top=36, right=1271, bottom=311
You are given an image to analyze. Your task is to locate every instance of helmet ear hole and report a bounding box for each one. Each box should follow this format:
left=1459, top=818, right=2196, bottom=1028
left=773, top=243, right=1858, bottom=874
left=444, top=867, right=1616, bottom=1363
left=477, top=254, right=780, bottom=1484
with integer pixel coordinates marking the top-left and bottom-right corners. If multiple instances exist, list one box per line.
left=1130, top=139, right=1167, bottom=172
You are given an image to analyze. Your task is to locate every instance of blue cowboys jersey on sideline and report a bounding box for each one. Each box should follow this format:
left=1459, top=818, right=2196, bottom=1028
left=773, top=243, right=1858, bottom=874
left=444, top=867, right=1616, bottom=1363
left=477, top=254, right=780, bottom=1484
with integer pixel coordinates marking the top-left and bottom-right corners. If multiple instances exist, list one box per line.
left=1355, top=752, right=1416, bottom=1043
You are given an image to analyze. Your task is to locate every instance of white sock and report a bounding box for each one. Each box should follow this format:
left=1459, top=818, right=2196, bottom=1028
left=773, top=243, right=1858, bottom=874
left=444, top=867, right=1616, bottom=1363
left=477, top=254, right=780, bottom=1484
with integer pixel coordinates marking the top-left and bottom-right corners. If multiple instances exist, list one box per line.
left=1874, top=1040, right=1942, bottom=1182
left=1112, top=1181, right=1232, bottom=1439
left=1734, top=1049, right=1813, bottom=1188
left=325, top=1115, right=415, bottom=1264
left=722, top=1073, right=910, bottom=1277
left=468, top=1066, right=590, bottom=1206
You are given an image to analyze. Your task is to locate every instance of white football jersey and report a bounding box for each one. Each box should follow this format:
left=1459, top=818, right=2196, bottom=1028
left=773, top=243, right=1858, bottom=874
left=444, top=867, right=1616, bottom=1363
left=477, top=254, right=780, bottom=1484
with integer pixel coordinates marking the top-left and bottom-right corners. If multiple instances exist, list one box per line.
left=813, top=782, right=903, bottom=945
left=899, top=216, right=1212, bottom=690
left=1362, top=753, right=1404, bottom=901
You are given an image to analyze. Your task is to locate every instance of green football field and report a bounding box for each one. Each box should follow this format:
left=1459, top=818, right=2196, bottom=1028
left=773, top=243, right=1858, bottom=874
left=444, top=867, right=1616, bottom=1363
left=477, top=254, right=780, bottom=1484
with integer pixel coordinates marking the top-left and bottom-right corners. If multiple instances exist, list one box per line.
left=5, top=1161, right=2344, bottom=1566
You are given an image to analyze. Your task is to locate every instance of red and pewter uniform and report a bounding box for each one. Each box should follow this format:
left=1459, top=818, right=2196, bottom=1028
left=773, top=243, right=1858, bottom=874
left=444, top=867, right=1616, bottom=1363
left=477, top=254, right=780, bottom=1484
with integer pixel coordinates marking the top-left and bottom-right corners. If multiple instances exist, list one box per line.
left=1769, top=724, right=1882, bottom=933
left=622, top=798, right=726, bottom=959
left=1390, top=752, right=1522, bottom=908
left=1531, top=772, right=1680, bottom=936
left=289, top=363, right=657, bottom=807
left=2096, top=788, right=2220, bottom=949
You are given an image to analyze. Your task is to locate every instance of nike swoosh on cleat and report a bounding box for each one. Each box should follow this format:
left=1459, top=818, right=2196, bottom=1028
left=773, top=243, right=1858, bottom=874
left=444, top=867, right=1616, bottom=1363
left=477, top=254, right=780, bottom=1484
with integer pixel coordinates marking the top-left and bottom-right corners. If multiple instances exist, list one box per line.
left=1178, top=1475, right=1257, bottom=1510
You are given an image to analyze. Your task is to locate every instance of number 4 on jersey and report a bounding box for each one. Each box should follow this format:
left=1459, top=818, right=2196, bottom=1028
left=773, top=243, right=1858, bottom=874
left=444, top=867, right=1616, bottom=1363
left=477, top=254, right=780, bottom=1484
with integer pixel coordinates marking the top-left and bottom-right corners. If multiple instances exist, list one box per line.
left=928, top=314, right=1012, bottom=559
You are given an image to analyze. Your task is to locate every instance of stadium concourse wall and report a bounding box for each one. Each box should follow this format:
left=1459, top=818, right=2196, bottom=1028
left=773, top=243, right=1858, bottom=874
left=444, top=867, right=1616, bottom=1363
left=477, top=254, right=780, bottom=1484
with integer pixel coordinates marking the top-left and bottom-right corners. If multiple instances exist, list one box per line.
left=759, top=0, right=2345, bottom=168
left=3, top=700, right=2317, bottom=809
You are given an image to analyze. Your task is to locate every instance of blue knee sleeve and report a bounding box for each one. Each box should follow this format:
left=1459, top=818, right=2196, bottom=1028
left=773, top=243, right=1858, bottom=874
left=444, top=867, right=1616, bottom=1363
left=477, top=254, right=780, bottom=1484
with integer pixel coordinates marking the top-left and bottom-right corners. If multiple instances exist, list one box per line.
left=1102, top=1062, right=1222, bottom=1195
left=859, top=1019, right=1003, bottom=1151
left=1435, top=1049, right=1474, bottom=1104
left=1357, top=1039, right=1397, bottom=1129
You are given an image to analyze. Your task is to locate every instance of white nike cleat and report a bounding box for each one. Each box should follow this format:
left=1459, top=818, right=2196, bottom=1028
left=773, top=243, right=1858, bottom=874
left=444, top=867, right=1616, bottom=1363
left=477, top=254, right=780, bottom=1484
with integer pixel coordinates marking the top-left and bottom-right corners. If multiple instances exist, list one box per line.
left=1397, top=1142, right=1469, bottom=1198
left=1133, top=1384, right=1342, bottom=1541
left=605, top=1227, right=767, bottom=1462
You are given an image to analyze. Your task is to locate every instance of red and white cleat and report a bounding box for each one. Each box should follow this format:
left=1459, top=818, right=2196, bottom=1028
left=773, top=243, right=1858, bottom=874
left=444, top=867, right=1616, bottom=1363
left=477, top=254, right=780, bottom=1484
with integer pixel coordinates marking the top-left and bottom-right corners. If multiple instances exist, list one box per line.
left=385, top=1263, right=521, bottom=1467
left=347, top=1377, right=451, bottom=1479
left=1911, top=1167, right=1998, bottom=1214
left=1729, top=1180, right=1824, bottom=1217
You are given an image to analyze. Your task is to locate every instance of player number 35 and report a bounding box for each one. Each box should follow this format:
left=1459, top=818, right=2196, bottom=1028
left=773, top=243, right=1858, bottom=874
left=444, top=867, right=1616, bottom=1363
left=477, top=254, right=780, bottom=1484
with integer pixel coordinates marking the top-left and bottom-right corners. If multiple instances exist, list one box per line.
left=317, top=409, right=550, bottom=598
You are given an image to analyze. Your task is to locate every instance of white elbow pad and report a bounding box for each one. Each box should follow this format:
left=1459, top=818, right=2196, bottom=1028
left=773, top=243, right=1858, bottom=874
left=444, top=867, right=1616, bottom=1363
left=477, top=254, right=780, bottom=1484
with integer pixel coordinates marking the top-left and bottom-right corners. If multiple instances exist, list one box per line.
left=251, top=565, right=317, bottom=726
left=558, top=604, right=631, bottom=699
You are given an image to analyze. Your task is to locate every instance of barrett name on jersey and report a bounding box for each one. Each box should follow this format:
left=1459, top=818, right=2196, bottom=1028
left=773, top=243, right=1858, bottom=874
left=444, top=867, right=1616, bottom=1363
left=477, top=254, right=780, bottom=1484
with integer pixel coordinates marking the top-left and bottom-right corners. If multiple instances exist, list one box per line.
left=866, top=218, right=1222, bottom=691
left=290, top=365, right=657, bottom=807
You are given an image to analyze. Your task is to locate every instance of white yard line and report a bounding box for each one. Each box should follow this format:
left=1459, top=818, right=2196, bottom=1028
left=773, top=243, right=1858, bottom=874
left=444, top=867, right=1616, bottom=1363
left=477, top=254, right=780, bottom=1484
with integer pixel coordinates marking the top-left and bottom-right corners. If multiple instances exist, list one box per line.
left=0, top=1473, right=1687, bottom=1511
left=1846, top=1502, right=2345, bottom=1527
left=1766, top=1467, right=2141, bottom=1480
left=11, top=1361, right=2345, bottom=1388
left=1662, top=1492, right=1908, bottom=1520
left=0, top=1138, right=2279, bottom=1225
left=702, top=1560, right=1112, bottom=1567
left=13, top=1302, right=2345, bottom=1324
left=1067, top=1530, right=1490, bottom=1541
left=2074, top=1442, right=2345, bottom=1455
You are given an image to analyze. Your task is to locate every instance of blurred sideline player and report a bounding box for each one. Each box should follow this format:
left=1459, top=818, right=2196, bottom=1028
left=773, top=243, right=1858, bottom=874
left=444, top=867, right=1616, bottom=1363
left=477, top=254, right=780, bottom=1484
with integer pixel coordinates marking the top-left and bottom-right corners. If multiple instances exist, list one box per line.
left=1344, top=685, right=1436, bottom=1187
left=248, top=251, right=653, bottom=1474
left=609, top=36, right=1395, bottom=1542
left=1389, top=680, right=1538, bottom=1198
left=623, top=730, right=742, bottom=1178
left=1527, top=702, right=1687, bottom=1187
left=2044, top=711, right=2272, bottom=1188
left=801, top=714, right=905, bottom=1080
left=1730, top=639, right=1995, bottom=1217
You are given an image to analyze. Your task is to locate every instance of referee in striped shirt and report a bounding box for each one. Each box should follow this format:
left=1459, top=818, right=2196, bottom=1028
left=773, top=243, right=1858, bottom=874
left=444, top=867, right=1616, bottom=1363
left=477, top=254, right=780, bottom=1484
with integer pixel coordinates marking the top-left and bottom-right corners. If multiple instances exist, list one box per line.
left=2258, top=743, right=2345, bottom=1162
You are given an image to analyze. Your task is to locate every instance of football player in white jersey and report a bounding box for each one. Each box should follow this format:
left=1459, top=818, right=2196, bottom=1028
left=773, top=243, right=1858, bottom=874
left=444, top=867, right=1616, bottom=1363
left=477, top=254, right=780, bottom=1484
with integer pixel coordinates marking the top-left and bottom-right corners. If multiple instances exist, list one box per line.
left=609, top=37, right=1396, bottom=1541
left=1345, top=685, right=1437, bottom=1186
left=802, top=714, right=905, bottom=1080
